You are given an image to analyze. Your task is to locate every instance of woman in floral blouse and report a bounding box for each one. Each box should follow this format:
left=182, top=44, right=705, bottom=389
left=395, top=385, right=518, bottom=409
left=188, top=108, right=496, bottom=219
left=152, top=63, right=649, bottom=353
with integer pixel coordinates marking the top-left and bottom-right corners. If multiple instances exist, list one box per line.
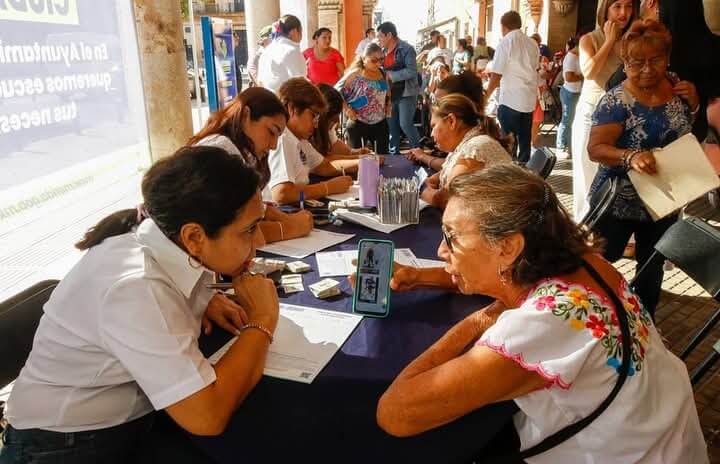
left=587, top=19, right=700, bottom=317
left=376, top=165, right=707, bottom=463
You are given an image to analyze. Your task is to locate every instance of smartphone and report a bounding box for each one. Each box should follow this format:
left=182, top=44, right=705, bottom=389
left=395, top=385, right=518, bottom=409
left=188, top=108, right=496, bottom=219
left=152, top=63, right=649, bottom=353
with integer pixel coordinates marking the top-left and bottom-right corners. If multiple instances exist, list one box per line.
left=352, top=239, right=394, bottom=318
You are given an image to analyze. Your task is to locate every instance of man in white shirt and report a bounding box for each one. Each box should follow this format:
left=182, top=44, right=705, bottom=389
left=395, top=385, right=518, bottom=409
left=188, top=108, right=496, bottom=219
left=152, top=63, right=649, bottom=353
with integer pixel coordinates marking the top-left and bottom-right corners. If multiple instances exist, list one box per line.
left=485, top=11, right=539, bottom=164
left=354, top=28, right=376, bottom=57
left=556, top=37, right=582, bottom=159
left=257, top=15, right=306, bottom=93
left=247, top=25, right=273, bottom=87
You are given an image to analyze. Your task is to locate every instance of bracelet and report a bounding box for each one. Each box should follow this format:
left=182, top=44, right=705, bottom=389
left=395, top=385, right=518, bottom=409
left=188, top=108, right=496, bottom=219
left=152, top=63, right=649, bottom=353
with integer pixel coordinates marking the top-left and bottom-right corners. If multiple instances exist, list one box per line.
left=240, top=322, right=274, bottom=343
left=690, top=103, right=701, bottom=116
left=622, top=149, right=641, bottom=170
left=276, top=221, right=284, bottom=241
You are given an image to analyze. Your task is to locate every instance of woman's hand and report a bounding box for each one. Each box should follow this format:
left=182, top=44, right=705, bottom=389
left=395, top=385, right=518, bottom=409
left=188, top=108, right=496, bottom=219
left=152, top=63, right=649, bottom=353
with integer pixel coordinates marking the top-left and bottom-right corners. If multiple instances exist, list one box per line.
left=233, top=274, right=280, bottom=332
left=202, top=293, right=249, bottom=336
left=603, top=20, right=620, bottom=44
left=348, top=260, right=420, bottom=292
left=629, top=150, right=658, bottom=175
left=326, top=175, right=354, bottom=194
left=285, top=210, right=314, bottom=237
left=404, top=148, right=426, bottom=164
left=346, top=108, right=358, bottom=121
left=351, top=147, right=372, bottom=156
left=426, top=172, right=440, bottom=189
left=673, top=80, right=700, bottom=113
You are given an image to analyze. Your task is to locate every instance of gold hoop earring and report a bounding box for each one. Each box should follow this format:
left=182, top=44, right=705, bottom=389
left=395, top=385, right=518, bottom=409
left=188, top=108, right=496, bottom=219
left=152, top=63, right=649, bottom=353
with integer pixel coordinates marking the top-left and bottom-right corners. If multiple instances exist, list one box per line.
left=188, top=254, right=203, bottom=269
left=498, top=266, right=508, bottom=285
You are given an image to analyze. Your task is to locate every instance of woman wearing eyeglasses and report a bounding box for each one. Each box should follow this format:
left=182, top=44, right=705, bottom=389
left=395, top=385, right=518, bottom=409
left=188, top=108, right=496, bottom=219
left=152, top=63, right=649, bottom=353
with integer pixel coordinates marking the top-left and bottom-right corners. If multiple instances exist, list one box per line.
left=587, top=19, right=699, bottom=318
left=376, top=165, right=707, bottom=463
left=336, top=42, right=391, bottom=154
left=266, top=77, right=353, bottom=204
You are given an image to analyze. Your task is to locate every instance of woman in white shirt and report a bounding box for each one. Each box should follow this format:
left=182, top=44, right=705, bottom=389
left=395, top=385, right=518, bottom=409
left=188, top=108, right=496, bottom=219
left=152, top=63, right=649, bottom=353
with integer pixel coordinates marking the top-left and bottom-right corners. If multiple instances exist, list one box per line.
left=189, top=87, right=313, bottom=243
left=376, top=165, right=708, bottom=463
left=415, top=94, right=511, bottom=209
left=1, top=147, right=280, bottom=463
left=266, top=77, right=353, bottom=204
left=257, top=14, right=306, bottom=93
left=556, top=37, right=582, bottom=159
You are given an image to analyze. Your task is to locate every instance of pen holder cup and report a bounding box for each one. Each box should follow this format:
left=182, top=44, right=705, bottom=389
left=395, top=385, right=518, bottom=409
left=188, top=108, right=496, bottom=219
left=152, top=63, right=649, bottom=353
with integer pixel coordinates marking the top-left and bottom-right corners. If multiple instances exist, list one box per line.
left=358, top=155, right=380, bottom=208
left=377, top=177, right=421, bottom=225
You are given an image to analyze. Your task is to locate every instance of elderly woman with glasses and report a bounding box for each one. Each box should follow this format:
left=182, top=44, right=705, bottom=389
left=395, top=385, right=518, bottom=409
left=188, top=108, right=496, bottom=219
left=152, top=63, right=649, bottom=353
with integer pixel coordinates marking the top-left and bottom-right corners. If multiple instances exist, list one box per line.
left=376, top=165, right=707, bottom=463
left=587, top=19, right=700, bottom=318
left=266, top=77, right=353, bottom=204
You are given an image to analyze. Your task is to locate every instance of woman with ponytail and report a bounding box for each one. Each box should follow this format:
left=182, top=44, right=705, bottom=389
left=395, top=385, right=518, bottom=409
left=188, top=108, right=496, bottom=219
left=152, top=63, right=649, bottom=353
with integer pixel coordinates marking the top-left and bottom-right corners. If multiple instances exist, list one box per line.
left=189, top=87, right=313, bottom=243
left=419, top=93, right=512, bottom=209
left=1, top=147, right=280, bottom=462
left=257, top=14, right=306, bottom=93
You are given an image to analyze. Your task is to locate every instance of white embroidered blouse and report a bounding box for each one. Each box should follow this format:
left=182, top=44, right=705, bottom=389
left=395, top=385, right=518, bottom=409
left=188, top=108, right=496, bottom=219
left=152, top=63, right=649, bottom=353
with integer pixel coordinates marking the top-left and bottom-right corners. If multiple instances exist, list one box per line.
left=439, top=126, right=511, bottom=189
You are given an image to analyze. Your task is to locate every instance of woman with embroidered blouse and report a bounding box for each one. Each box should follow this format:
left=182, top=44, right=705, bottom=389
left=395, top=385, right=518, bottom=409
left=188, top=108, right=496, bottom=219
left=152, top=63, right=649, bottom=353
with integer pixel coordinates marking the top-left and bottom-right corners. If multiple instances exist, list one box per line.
left=415, top=94, right=512, bottom=209
left=376, top=165, right=708, bottom=463
left=587, top=19, right=700, bottom=317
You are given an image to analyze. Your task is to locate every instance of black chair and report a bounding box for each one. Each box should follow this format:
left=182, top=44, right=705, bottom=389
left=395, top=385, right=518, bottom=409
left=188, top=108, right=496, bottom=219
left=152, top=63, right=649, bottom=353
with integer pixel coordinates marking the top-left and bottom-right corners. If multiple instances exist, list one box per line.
left=526, top=147, right=556, bottom=179
left=630, top=217, right=720, bottom=385
left=0, top=280, right=58, bottom=389
left=578, top=177, right=621, bottom=231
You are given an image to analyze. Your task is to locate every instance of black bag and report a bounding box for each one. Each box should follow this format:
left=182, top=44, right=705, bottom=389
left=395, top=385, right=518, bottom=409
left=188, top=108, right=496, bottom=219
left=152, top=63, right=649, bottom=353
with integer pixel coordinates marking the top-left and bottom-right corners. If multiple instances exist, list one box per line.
left=492, top=260, right=634, bottom=462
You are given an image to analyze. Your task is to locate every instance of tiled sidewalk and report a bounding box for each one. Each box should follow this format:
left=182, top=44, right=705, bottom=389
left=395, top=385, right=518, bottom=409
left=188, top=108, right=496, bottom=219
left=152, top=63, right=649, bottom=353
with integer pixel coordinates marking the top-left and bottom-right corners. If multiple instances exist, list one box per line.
left=547, top=155, right=720, bottom=462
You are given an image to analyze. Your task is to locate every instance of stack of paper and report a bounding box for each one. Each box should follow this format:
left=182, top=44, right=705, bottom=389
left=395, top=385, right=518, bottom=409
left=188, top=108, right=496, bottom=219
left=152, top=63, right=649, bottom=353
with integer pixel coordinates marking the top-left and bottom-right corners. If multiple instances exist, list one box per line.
left=309, top=278, right=341, bottom=298
left=333, top=201, right=430, bottom=234
left=260, top=229, right=355, bottom=259
left=280, top=274, right=304, bottom=293
left=315, top=248, right=444, bottom=277
left=326, top=183, right=359, bottom=201
left=285, top=261, right=311, bottom=273
left=208, top=304, right=363, bottom=384
left=628, top=133, right=720, bottom=220
left=249, top=257, right=286, bottom=275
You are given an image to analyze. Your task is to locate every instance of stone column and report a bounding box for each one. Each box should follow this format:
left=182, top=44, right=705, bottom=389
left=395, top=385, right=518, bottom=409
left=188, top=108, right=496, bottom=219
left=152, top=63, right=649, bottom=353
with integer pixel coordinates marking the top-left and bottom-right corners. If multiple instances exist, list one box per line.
left=319, top=1, right=343, bottom=51
left=245, top=0, right=280, bottom=61
left=133, top=0, right=192, bottom=162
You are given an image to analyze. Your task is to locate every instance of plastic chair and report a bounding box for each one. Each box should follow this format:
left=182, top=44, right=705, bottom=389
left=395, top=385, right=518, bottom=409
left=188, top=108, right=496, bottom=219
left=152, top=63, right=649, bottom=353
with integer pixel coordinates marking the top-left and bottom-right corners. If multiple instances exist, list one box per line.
left=526, top=147, right=556, bottom=179
left=630, top=217, right=720, bottom=385
left=0, top=280, right=58, bottom=388
left=578, top=177, right=620, bottom=231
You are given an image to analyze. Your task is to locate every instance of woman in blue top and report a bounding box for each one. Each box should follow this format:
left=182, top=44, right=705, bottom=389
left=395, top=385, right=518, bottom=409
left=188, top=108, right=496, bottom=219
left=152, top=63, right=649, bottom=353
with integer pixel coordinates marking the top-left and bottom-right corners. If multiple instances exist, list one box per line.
left=587, top=19, right=700, bottom=317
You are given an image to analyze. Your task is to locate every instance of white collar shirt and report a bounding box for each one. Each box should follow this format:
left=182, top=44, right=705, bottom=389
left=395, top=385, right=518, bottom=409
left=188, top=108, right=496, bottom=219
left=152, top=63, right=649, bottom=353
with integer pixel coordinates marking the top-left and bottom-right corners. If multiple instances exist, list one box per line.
left=492, top=30, right=540, bottom=113
left=257, top=36, right=307, bottom=93
left=5, top=219, right=217, bottom=432
left=264, top=128, right=325, bottom=200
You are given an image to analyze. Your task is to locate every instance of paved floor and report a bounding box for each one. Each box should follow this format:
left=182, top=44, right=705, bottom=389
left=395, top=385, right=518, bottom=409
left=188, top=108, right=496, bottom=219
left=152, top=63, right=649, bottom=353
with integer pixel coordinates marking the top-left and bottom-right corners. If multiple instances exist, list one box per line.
left=546, top=150, right=720, bottom=463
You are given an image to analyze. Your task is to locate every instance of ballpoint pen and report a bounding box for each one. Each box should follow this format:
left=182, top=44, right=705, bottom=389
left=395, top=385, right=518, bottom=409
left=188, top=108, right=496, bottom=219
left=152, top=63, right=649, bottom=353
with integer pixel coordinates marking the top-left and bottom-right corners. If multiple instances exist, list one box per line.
left=299, top=191, right=304, bottom=210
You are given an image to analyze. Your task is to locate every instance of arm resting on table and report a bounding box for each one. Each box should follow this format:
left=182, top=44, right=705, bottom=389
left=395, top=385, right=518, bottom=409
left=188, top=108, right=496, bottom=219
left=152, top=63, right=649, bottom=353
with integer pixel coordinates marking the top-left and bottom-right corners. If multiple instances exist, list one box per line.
left=377, top=302, right=546, bottom=437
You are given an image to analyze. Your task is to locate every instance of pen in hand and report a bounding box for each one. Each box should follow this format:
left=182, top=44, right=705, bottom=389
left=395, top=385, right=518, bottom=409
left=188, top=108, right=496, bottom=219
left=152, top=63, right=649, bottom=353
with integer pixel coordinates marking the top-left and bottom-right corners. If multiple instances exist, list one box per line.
left=299, top=190, right=304, bottom=210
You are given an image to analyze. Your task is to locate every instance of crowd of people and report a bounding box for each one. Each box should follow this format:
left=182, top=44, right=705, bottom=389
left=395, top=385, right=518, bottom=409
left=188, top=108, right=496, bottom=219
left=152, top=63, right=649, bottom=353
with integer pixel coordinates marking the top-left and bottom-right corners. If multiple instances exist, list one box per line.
left=1, top=4, right=717, bottom=463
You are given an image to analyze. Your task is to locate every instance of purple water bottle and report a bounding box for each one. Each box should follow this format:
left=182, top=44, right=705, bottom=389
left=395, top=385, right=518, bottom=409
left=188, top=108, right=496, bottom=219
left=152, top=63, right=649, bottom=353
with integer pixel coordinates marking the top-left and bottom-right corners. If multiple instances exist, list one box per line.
left=358, top=154, right=379, bottom=207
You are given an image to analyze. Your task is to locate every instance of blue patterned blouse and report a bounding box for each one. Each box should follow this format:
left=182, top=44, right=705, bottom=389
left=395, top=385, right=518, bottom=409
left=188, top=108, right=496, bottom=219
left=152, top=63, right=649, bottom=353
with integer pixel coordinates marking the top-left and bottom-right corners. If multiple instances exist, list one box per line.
left=589, top=83, right=693, bottom=221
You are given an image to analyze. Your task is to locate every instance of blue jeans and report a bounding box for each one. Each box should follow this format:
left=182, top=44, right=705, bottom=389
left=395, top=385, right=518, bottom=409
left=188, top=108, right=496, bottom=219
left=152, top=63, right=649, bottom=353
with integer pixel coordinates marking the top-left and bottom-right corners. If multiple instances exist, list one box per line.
left=0, top=413, right=214, bottom=463
left=497, top=104, right=532, bottom=163
left=387, top=96, right=419, bottom=155
left=556, top=87, right=580, bottom=151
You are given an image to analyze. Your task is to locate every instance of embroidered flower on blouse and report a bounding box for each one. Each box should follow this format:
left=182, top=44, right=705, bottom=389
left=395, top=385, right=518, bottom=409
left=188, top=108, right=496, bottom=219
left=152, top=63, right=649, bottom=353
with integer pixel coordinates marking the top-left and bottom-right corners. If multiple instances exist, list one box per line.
left=530, top=279, right=653, bottom=376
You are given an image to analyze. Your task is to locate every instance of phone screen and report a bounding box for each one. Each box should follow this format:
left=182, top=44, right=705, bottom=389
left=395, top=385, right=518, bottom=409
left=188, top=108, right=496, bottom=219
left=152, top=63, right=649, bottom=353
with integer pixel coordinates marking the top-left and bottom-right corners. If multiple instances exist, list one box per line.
left=353, top=240, right=394, bottom=317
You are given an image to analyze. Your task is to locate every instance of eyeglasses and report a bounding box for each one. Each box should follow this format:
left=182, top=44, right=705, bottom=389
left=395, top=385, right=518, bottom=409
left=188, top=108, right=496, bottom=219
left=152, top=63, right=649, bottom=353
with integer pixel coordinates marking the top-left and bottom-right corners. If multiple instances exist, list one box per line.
left=441, top=225, right=481, bottom=253
left=626, top=56, right=666, bottom=71
left=308, top=109, right=321, bottom=125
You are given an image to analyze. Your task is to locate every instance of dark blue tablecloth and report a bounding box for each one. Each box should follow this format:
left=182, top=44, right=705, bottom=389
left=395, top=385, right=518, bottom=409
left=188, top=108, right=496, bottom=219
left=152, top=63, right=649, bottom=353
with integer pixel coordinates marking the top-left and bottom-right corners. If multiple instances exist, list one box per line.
left=194, top=157, right=518, bottom=464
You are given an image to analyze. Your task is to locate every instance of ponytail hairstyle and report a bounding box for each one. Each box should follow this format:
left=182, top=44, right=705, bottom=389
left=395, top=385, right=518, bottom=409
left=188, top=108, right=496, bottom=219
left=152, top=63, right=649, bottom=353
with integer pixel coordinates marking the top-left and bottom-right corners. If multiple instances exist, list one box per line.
left=311, top=84, right=343, bottom=154
left=436, top=71, right=485, bottom=108
left=272, top=14, right=302, bottom=40
left=433, top=93, right=512, bottom=152
left=188, top=87, right=288, bottom=187
left=76, top=146, right=260, bottom=250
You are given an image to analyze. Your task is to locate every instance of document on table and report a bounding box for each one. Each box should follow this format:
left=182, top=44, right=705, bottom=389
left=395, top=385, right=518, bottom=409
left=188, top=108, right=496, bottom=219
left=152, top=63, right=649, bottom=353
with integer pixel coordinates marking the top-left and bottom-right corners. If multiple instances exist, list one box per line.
left=208, top=304, right=363, bottom=384
left=326, top=183, right=359, bottom=201
left=316, top=248, right=444, bottom=277
left=628, top=133, right=720, bottom=220
left=334, top=201, right=430, bottom=234
left=260, top=229, right=355, bottom=259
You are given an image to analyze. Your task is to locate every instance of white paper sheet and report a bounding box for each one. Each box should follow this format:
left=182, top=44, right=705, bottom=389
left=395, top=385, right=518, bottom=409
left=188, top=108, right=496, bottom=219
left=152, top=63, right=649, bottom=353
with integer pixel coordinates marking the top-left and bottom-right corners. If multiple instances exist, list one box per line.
left=334, top=200, right=430, bottom=234
left=315, top=248, right=441, bottom=277
left=208, top=304, right=363, bottom=384
left=259, top=229, right=355, bottom=259
left=326, top=183, right=359, bottom=201
left=628, top=133, right=720, bottom=220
